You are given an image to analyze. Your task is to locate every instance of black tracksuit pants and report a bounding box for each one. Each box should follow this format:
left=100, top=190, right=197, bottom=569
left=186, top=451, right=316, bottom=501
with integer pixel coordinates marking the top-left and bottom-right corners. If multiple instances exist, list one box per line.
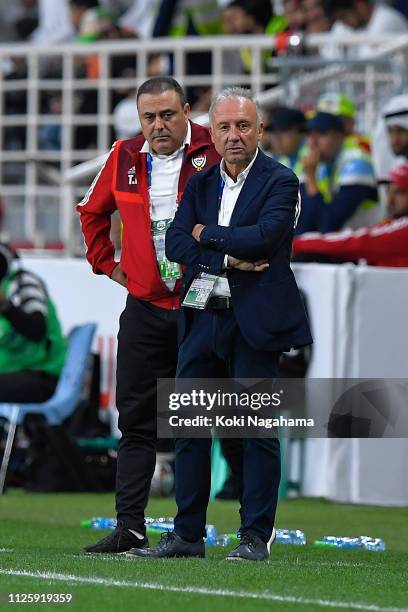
left=115, top=295, right=179, bottom=533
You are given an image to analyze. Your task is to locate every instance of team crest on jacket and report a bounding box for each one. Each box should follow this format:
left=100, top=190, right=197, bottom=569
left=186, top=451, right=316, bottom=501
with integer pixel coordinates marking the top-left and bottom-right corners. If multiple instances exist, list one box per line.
left=191, top=155, right=206, bottom=171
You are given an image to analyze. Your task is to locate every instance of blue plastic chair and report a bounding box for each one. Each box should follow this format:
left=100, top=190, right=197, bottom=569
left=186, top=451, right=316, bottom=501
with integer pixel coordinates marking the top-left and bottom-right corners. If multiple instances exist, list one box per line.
left=0, top=323, right=97, bottom=492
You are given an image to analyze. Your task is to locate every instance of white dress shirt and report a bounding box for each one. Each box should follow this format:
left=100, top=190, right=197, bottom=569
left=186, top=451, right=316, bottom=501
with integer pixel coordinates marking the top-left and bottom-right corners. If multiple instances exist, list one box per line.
left=141, top=122, right=191, bottom=222
left=212, top=148, right=259, bottom=297
left=140, top=122, right=191, bottom=290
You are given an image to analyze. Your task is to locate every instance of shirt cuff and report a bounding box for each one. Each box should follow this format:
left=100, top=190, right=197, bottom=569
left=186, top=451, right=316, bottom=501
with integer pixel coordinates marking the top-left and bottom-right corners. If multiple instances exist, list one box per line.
left=223, top=254, right=229, bottom=269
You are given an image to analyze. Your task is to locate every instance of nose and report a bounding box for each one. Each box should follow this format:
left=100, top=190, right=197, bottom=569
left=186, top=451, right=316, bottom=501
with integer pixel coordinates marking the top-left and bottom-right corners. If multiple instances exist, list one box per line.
left=227, top=125, right=239, bottom=141
left=153, top=115, right=165, bottom=131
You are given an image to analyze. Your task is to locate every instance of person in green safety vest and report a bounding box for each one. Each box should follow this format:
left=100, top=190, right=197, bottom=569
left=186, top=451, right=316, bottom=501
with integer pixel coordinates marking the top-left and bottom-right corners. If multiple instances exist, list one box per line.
left=153, top=0, right=222, bottom=38
left=297, top=111, right=381, bottom=234
left=0, top=243, right=67, bottom=403
left=268, top=106, right=308, bottom=181
left=317, top=92, right=371, bottom=154
left=222, top=0, right=287, bottom=73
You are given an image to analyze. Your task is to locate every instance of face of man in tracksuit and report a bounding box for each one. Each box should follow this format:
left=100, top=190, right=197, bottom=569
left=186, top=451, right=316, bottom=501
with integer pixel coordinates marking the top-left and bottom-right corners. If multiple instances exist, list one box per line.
left=137, top=89, right=190, bottom=156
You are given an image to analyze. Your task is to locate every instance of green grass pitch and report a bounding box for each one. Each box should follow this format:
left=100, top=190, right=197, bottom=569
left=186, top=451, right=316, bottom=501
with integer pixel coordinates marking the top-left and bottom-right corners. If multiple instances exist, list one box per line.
left=0, top=490, right=407, bottom=611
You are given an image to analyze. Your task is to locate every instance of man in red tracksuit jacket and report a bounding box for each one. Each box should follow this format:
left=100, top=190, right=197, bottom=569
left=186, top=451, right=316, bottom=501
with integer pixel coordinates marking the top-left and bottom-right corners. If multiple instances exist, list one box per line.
left=292, top=164, right=408, bottom=267
left=78, top=77, right=220, bottom=554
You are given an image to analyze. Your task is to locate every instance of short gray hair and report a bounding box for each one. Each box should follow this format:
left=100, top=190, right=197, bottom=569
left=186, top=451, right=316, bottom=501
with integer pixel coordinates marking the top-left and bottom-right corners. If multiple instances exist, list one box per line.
left=209, top=87, right=263, bottom=126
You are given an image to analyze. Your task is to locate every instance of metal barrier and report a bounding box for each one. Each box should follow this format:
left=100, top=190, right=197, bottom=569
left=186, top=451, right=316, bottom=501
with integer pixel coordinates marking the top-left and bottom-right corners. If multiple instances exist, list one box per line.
left=0, top=33, right=407, bottom=252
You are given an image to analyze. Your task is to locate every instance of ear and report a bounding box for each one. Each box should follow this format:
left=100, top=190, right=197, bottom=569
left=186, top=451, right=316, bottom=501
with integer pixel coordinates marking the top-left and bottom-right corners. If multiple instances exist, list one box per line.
left=257, top=121, right=264, bottom=142
left=209, top=127, right=215, bottom=145
left=183, top=103, right=190, bottom=120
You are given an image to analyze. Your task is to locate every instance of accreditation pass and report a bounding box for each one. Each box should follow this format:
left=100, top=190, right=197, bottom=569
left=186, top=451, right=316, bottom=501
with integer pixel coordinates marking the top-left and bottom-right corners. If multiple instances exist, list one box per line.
left=182, top=273, right=218, bottom=309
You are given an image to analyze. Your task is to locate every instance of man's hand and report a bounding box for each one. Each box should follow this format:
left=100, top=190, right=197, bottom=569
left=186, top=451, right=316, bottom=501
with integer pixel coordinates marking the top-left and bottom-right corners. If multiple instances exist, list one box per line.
left=110, top=263, right=127, bottom=287
left=303, top=146, right=320, bottom=196
left=303, top=147, right=320, bottom=177
left=192, top=224, right=205, bottom=241
left=227, top=256, right=269, bottom=272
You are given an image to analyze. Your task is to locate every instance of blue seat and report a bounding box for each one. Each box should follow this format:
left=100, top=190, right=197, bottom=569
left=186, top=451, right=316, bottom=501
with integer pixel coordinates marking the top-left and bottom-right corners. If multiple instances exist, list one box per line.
left=0, top=323, right=97, bottom=492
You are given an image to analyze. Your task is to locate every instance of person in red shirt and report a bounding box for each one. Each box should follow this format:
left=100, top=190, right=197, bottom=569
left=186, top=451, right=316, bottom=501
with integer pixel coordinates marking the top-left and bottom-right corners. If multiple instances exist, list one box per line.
left=292, top=164, right=408, bottom=267
left=77, top=77, right=220, bottom=554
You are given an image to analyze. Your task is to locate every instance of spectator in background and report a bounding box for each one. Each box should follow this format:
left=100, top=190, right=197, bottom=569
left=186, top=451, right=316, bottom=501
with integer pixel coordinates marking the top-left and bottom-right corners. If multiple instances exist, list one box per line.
left=383, top=94, right=408, bottom=161
left=14, top=0, right=38, bottom=41
left=0, top=243, right=67, bottom=403
left=39, top=95, right=62, bottom=151
left=153, top=0, right=222, bottom=107
left=268, top=107, right=308, bottom=179
left=317, top=92, right=371, bottom=153
left=282, top=0, right=306, bottom=31
left=303, top=0, right=330, bottom=33
left=116, top=0, right=162, bottom=38
left=31, top=0, right=74, bottom=44
left=297, top=111, right=379, bottom=234
left=293, top=164, right=408, bottom=266
left=323, top=0, right=408, bottom=35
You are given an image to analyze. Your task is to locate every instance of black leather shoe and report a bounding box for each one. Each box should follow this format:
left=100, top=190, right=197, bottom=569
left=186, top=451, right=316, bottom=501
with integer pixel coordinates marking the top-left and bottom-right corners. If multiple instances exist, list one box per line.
left=226, top=532, right=272, bottom=561
left=126, top=531, right=205, bottom=559
left=83, top=521, right=148, bottom=554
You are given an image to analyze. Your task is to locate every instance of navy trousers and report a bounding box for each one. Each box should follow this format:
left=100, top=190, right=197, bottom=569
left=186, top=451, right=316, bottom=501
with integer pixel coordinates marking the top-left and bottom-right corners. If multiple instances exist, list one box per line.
left=174, top=308, right=281, bottom=543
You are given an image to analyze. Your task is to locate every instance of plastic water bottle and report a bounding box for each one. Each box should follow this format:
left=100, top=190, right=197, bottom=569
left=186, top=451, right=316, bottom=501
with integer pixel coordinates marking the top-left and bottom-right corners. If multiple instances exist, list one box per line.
left=205, top=525, right=218, bottom=544
left=145, top=516, right=174, bottom=525
left=275, top=529, right=306, bottom=545
left=145, top=517, right=175, bottom=531
left=212, top=534, right=232, bottom=547
left=81, top=517, right=117, bottom=530
left=314, top=536, right=385, bottom=551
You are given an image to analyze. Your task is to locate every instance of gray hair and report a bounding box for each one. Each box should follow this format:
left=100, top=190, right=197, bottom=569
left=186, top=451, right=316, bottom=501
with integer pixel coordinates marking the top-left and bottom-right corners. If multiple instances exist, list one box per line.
left=209, top=87, right=263, bottom=126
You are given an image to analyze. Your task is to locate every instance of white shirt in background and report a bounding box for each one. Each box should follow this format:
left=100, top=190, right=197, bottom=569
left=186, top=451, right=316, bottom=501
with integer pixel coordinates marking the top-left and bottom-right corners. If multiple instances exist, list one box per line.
left=212, top=149, right=259, bottom=298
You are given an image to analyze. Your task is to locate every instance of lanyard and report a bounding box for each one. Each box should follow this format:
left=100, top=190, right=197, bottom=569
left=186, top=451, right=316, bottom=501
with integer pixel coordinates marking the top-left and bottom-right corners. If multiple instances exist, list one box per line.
left=218, top=175, right=225, bottom=210
left=146, top=146, right=188, bottom=212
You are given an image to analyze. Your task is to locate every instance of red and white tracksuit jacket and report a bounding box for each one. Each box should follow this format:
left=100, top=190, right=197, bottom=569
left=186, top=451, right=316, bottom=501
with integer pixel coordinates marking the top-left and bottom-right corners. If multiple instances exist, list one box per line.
left=292, top=216, right=408, bottom=267
left=77, top=121, right=220, bottom=308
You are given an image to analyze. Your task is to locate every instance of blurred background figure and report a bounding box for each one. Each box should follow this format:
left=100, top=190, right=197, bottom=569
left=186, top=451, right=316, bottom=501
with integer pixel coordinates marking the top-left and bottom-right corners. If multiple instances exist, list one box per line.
left=298, top=111, right=379, bottom=234
left=281, top=0, right=306, bottom=32
left=323, top=0, right=408, bottom=35
left=293, top=163, right=408, bottom=267
left=268, top=107, right=308, bottom=179
left=317, top=92, right=371, bottom=153
left=0, top=243, right=67, bottom=403
left=303, top=0, right=330, bottom=33
left=32, top=0, right=74, bottom=44
left=371, top=93, right=408, bottom=210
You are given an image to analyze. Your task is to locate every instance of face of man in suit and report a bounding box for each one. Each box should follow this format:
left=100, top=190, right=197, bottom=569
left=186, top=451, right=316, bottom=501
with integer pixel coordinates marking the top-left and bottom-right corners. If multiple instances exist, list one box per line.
left=210, top=97, right=263, bottom=180
left=137, top=89, right=190, bottom=156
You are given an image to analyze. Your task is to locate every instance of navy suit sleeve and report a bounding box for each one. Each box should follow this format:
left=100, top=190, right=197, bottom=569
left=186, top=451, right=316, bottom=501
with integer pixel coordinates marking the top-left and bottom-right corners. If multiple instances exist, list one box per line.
left=199, top=171, right=299, bottom=260
left=165, top=175, right=225, bottom=275
left=296, top=184, right=378, bottom=234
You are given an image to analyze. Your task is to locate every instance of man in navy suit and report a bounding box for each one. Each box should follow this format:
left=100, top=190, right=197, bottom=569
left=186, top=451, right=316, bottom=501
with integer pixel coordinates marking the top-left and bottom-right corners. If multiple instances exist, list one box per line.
left=128, top=87, right=312, bottom=562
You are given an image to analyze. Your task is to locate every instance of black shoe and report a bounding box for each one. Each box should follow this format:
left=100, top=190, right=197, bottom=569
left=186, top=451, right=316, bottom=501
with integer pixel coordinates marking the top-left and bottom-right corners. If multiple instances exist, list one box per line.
left=226, top=531, right=272, bottom=561
left=83, top=522, right=148, bottom=554
left=126, top=531, right=205, bottom=559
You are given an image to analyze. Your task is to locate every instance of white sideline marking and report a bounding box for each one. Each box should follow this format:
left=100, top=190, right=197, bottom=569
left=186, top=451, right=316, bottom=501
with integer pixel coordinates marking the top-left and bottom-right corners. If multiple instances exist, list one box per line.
left=0, top=548, right=14, bottom=553
left=0, top=569, right=407, bottom=612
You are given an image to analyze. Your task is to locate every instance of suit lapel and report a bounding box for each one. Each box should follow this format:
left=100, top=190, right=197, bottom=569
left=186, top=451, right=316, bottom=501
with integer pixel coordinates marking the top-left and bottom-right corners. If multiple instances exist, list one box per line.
left=229, top=150, right=268, bottom=226
left=204, top=167, right=222, bottom=225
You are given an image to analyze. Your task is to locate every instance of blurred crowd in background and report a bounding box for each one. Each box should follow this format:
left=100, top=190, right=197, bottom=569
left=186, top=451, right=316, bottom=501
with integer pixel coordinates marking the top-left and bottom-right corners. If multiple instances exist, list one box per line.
left=0, top=0, right=407, bottom=45
left=0, top=0, right=407, bottom=260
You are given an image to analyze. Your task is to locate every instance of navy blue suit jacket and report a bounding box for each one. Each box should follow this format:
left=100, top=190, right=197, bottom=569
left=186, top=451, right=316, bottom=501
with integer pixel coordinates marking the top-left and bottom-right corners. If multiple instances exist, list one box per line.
left=166, top=149, right=313, bottom=352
